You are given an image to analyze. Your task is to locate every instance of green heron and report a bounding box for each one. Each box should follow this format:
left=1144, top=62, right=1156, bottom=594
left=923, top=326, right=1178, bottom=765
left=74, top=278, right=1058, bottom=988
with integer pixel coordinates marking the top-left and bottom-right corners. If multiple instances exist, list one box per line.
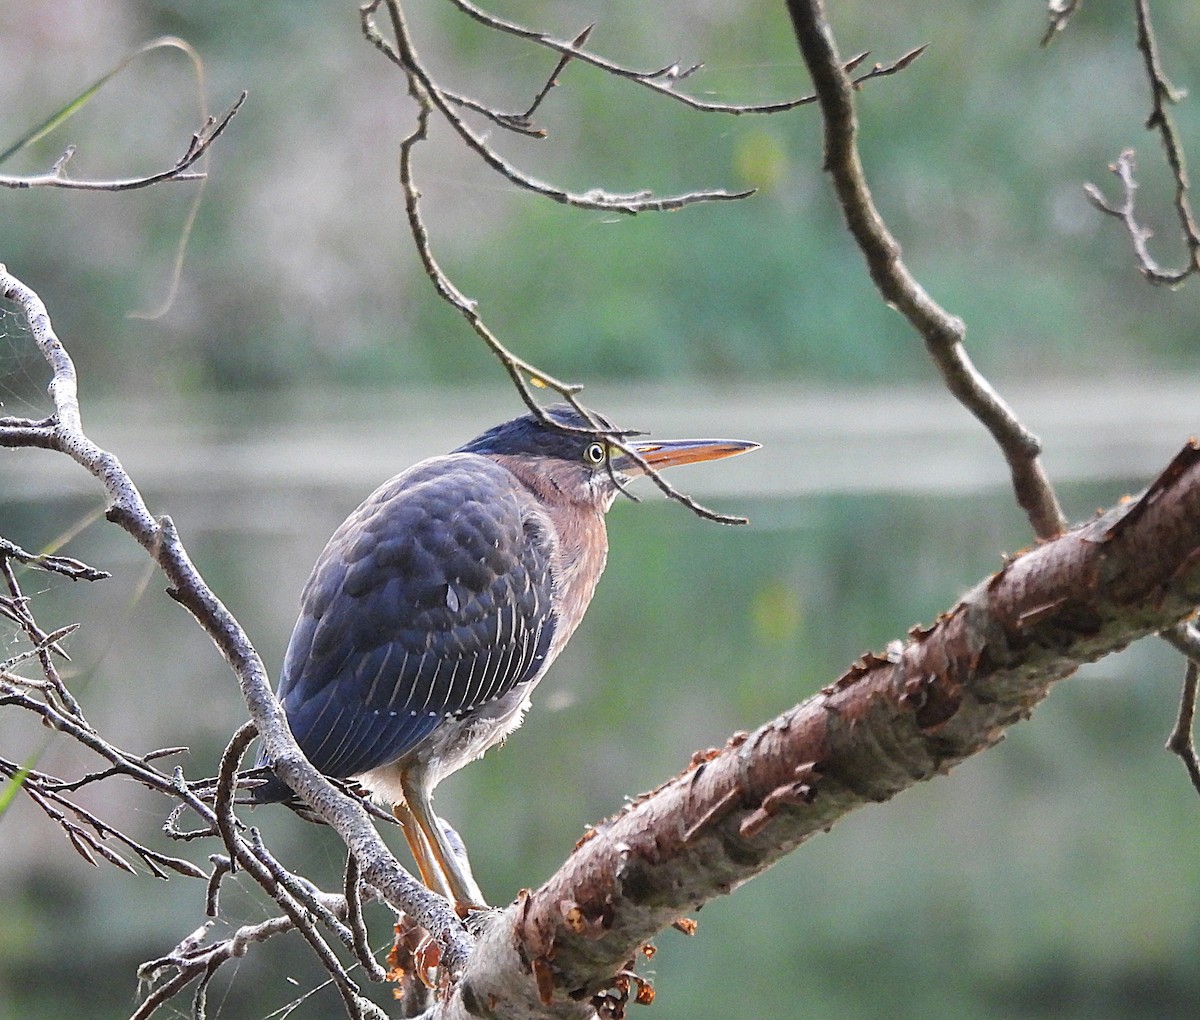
left=254, top=404, right=756, bottom=909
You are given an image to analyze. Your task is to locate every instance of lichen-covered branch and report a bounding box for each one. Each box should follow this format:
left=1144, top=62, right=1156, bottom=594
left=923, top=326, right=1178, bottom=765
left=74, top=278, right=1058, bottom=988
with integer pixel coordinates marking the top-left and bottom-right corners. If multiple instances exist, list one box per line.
left=0, top=265, right=471, bottom=1018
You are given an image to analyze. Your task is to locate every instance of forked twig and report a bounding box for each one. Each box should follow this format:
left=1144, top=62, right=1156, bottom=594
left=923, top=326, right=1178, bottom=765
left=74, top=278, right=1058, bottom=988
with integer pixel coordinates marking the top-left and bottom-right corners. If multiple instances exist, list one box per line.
left=1167, top=660, right=1200, bottom=794
left=0, top=535, right=110, bottom=581
left=362, top=1, right=750, bottom=215
left=445, top=0, right=923, bottom=117
left=1041, top=0, right=1084, bottom=47
left=0, top=92, right=245, bottom=192
left=1162, top=625, right=1200, bottom=796
left=1082, top=0, right=1200, bottom=284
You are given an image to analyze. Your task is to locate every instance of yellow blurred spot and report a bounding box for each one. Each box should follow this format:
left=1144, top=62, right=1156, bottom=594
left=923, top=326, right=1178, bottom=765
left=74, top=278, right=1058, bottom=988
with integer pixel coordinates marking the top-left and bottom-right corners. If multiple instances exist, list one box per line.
left=734, top=130, right=787, bottom=191
left=530, top=376, right=547, bottom=389
left=751, top=580, right=802, bottom=643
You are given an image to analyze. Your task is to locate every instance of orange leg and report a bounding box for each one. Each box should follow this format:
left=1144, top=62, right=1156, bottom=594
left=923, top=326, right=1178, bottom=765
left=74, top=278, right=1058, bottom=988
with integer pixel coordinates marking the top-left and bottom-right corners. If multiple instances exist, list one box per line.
left=397, top=769, right=488, bottom=914
left=393, top=799, right=456, bottom=903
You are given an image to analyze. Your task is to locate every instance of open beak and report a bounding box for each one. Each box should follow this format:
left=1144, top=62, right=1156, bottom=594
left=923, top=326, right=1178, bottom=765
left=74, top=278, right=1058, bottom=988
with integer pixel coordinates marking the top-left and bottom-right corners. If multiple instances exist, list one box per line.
left=611, top=436, right=760, bottom=476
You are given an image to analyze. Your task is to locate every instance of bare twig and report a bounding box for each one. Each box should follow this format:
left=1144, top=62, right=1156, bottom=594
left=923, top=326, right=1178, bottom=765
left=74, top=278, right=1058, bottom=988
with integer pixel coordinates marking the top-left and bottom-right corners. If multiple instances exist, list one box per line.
left=0, top=92, right=245, bottom=192
left=1, top=558, right=84, bottom=712
left=364, top=2, right=749, bottom=215
left=0, top=535, right=110, bottom=581
left=212, top=722, right=254, bottom=859
left=0, top=757, right=205, bottom=879
left=46, top=745, right=190, bottom=796
left=0, top=92, right=246, bottom=193
left=443, top=22, right=596, bottom=138
left=783, top=0, right=1066, bottom=541
left=346, top=851, right=389, bottom=982
left=1085, top=150, right=1166, bottom=271
left=134, top=911, right=391, bottom=1020
left=1166, top=659, right=1200, bottom=795
left=1041, top=0, right=1084, bottom=47
left=1082, top=0, right=1200, bottom=284
left=444, top=0, right=923, bottom=117
left=0, top=622, right=78, bottom=677
left=1160, top=624, right=1200, bottom=795
left=361, top=0, right=773, bottom=526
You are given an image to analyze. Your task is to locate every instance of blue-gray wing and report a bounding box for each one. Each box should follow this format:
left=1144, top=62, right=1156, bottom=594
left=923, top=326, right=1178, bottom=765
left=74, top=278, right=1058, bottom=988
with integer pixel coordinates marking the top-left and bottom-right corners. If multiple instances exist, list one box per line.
left=263, top=454, right=557, bottom=786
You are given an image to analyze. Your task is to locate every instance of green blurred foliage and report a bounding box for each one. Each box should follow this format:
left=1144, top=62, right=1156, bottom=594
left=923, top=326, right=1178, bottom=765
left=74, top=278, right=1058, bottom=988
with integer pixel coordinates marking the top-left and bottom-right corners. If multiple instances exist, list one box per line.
left=3, top=2, right=1200, bottom=1019
left=2, top=2, right=1198, bottom=398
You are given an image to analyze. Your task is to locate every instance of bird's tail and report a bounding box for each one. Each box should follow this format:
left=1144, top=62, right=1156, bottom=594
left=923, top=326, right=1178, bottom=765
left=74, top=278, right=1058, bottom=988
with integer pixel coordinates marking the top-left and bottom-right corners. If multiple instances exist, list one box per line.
left=247, top=767, right=296, bottom=804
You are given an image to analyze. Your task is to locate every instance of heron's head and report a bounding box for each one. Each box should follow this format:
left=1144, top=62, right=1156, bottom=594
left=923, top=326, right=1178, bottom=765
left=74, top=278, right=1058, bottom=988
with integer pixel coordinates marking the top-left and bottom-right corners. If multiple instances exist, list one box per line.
left=457, top=403, right=758, bottom=511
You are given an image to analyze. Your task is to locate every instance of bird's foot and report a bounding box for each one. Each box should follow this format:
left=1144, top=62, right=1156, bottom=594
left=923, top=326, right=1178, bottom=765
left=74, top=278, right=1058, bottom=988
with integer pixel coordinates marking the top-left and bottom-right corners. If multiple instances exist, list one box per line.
left=459, top=903, right=503, bottom=936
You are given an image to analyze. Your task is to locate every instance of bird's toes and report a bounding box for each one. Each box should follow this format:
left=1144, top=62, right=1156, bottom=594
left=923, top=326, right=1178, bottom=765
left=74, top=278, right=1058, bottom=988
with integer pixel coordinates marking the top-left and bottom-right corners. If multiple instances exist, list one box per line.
left=459, top=903, right=502, bottom=934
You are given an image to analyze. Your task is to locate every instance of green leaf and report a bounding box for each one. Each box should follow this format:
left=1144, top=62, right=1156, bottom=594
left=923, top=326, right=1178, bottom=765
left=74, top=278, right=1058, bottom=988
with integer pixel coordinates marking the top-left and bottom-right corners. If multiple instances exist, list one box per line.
left=0, top=755, right=38, bottom=819
left=0, top=36, right=204, bottom=167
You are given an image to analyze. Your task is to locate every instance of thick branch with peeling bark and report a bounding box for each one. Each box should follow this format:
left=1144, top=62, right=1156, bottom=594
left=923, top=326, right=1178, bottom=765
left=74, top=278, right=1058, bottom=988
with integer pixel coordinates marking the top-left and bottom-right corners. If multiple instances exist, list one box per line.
left=435, top=440, right=1200, bottom=1018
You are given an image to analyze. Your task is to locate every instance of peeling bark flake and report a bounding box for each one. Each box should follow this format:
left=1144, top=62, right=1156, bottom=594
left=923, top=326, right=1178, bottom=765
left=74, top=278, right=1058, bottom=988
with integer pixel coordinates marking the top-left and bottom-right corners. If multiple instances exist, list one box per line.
left=738, top=762, right=821, bottom=839
left=681, top=783, right=742, bottom=844
left=532, top=956, right=556, bottom=1006
left=1016, top=596, right=1069, bottom=629
left=1101, top=439, right=1200, bottom=542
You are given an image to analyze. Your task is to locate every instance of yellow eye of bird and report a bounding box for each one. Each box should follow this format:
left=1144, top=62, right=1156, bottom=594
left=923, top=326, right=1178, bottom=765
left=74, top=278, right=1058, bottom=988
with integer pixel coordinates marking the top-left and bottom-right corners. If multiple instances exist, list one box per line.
left=584, top=442, right=606, bottom=465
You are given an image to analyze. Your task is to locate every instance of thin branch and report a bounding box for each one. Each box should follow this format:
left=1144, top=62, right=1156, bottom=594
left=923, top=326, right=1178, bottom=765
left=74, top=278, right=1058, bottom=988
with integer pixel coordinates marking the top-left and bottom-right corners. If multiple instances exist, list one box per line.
left=0, top=92, right=246, bottom=192
left=1082, top=0, right=1200, bottom=284
left=1084, top=149, right=1167, bottom=272
left=346, top=852, right=389, bottom=982
left=212, top=722, right=255, bottom=858
left=1160, top=624, right=1200, bottom=795
left=1041, top=0, right=1084, bottom=47
left=0, top=681, right=212, bottom=820
left=518, top=23, right=594, bottom=122
left=0, top=757, right=206, bottom=879
left=0, top=535, right=110, bottom=581
left=0, top=621, right=78, bottom=676
left=783, top=0, right=1066, bottom=541
left=361, top=1, right=763, bottom=526
left=1, top=558, right=84, bottom=713
left=47, top=746, right=190, bottom=795
left=439, top=23, right=596, bottom=138
left=444, top=0, right=922, bottom=117
left=364, top=2, right=750, bottom=215
left=249, top=828, right=360, bottom=958
left=1167, top=660, right=1200, bottom=795
left=136, top=916, right=307, bottom=1020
